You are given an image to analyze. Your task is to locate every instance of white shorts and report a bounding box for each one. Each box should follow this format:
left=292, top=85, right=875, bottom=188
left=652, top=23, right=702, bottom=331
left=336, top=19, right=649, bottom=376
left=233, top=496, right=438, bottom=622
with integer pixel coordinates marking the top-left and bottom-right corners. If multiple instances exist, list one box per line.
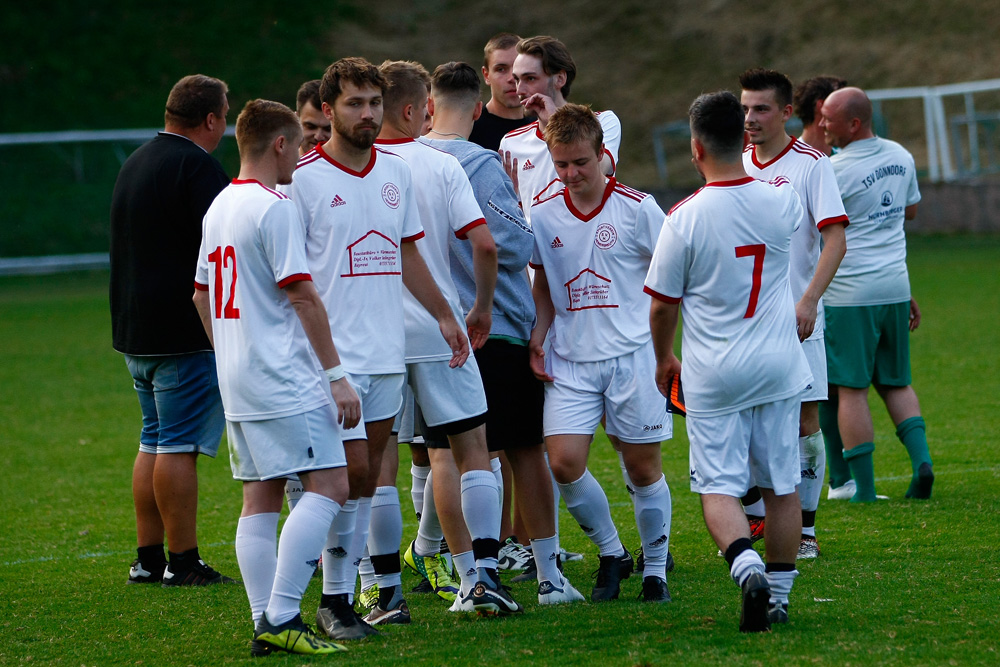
left=407, top=356, right=488, bottom=427
left=800, top=337, right=828, bottom=402
left=542, top=342, right=672, bottom=444
left=227, top=405, right=347, bottom=482
left=687, top=395, right=800, bottom=497
left=339, top=372, right=405, bottom=442
left=392, top=385, right=425, bottom=445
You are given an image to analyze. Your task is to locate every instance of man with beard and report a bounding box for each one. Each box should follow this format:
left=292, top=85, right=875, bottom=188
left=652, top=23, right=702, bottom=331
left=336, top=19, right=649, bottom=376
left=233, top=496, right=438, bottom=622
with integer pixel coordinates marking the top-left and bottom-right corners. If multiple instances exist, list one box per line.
left=282, top=57, right=469, bottom=637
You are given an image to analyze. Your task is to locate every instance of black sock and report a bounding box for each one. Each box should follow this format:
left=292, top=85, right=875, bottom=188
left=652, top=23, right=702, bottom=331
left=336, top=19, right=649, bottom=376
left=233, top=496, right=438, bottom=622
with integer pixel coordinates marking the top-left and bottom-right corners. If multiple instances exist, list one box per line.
left=168, top=547, right=201, bottom=571
left=765, top=562, right=796, bottom=573
left=724, top=538, right=753, bottom=569
left=137, top=544, right=166, bottom=568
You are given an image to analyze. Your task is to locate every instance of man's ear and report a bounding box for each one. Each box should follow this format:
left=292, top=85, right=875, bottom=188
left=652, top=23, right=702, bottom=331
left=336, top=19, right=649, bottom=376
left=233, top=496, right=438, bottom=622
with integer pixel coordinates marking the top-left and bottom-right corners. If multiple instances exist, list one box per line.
left=473, top=100, right=483, bottom=122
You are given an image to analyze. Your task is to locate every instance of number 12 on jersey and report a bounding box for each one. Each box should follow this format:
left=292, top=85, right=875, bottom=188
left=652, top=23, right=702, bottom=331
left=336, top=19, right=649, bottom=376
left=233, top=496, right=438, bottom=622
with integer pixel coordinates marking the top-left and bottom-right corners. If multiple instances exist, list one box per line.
left=207, top=245, right=241, bottom=319
left=735, top=243, right=765, bottom=319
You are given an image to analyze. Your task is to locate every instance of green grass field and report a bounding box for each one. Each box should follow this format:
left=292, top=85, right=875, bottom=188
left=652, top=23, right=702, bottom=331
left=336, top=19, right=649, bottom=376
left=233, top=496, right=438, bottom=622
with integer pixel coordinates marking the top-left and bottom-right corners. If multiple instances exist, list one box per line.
left=1, top=236, right=998, bottom=666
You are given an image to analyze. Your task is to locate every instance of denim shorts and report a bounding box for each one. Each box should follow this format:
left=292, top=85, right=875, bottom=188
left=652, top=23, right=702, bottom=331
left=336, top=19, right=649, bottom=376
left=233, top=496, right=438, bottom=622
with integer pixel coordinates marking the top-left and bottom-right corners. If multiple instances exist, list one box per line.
left=125, top=351, right=225, bottom=456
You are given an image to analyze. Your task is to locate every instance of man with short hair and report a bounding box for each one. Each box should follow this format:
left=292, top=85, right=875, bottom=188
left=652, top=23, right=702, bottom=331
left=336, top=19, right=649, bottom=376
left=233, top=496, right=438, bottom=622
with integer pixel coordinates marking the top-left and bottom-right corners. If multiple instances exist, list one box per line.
left=499, top=35, right=621, bottom=223
left=423, top=61, right=579, bottom=603
left=739, top=67, right=848, bottom=559
left=818, top=86, right=934, bottom=502
left=193, top=98, right=359, bottom=657
left=110, top=73, right=234, bottom=588
left=283, top=57, right=469, bottom=635
left=373, top=59, right=523, bottom=616
left=295, top=79, right=332, bottom=156
left=468, top=32, right=533, bottom=151
left=647, top=90, right=810, bottom=632
left=529, top=104, right=673, bottom=604
left=794, top=76, right=847, bottom=156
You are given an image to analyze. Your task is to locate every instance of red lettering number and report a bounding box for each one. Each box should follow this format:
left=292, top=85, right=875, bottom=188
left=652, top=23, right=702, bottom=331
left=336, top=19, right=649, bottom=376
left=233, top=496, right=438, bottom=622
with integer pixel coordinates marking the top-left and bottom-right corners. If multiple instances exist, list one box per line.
left=207, top=246, right=241, bottom=319
left=735, top=244, right=765, bottom=319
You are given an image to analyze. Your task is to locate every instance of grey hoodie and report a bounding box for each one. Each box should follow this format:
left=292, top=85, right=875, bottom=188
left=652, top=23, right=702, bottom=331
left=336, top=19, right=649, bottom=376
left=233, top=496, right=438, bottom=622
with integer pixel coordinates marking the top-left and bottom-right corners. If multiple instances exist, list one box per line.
left=421, top=137, right=536, bottom=341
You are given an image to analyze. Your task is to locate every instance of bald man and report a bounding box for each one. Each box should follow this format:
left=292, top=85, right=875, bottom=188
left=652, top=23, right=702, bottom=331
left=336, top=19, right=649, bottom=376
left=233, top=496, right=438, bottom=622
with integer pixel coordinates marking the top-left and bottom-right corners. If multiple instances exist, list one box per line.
left=818, top=87, right=934, bottom=503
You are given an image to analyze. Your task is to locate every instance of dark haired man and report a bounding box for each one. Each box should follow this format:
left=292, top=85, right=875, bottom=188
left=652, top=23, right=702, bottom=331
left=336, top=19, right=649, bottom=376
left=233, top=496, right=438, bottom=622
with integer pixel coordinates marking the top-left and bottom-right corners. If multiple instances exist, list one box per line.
left=647, top=90, right=809, bottom=631
left=739, top=67, right=848, bottom=559
left=469, top=33, right=533, bottom=151
left=110, top=73, right=234, bottom=588
left=794, top=75, right=847, bottom=155
left=295, top=79, right=332, bottom=156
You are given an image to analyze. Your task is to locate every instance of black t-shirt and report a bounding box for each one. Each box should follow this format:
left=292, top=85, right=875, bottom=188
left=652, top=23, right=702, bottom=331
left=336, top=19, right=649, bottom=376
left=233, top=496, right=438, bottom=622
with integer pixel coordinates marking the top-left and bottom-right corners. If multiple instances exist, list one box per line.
left=469, top=108, right=533, bottom=152
left=109, top=133, right=228, bottom=355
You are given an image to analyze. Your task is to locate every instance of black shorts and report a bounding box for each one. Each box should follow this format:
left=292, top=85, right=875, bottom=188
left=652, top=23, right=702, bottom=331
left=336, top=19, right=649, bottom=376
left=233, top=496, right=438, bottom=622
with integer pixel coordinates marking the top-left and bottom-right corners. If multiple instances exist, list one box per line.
left=422, top=411, right=488, bottom=448
left=478, top=338, right=544, bottom=452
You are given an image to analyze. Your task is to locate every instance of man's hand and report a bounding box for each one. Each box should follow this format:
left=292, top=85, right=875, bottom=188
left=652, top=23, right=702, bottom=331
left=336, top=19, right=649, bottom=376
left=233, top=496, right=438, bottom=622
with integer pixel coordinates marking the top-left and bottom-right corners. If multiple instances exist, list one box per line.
left=909, top=297, right=921, bottom=331
left=655, top=354, right=682, bottom=399
left=439, top=316, right=470, bottom=368
left=330, top=377, right=361, bottom=430
left=501, top=150, right=521, bottom=200
left=523, top=93, right=557, bottom=128
left=795, top=296, right=818, bottom=342
left=465, top=307, right=492, bottom=351
left=528, top=341, right=553, bottom=382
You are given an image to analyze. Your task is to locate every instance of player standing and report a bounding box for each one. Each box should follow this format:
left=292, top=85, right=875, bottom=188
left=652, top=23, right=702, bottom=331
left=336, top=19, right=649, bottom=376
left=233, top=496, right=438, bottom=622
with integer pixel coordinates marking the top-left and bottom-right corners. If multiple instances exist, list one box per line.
left=529, top=104, right=672, bottom=603
left=295, top=80, right=332, bottom=156
left=646, top=91, right=810, bottom=631
left=283, top=57, right=468, bottom=634
left=193, top=99, right=359, bottom=656
left=794, top=76, right=847, bottom=156
left=740, top=68, right=848, bottom=559
left=468, top=33, right=533, bottom=151
left=818, top=86, right=934, bottom=502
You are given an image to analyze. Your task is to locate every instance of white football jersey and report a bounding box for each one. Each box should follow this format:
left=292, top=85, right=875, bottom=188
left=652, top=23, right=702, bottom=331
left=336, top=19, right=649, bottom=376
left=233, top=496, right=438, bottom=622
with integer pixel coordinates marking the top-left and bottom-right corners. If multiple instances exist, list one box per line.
left=743, top=137, right=849, bottom=339
left=374, top=138, right=486, bottom=362
left=529, top=178, right=665, bottom=362
left=644, top=176, right=812, bottom=417
left=283, top=144, right=424, bottom=374
left=499, top=110, right=622, bottom=226
left=825, top=137, right=921, bottom=306
left=195, top=179, right=331, bottom=421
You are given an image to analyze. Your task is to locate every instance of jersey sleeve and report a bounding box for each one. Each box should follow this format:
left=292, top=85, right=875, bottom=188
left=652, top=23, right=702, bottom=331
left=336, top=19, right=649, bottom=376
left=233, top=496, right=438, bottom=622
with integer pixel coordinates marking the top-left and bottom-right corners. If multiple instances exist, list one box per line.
left=194, top=231, right=210, bottom=289
left=399, top=167, right=425, bottom=242
left=636, top=196, right=667, bottom=259
left=598, top=111, right=623, bottom=174
left=643, top=214, right=687, bottom=303
left=258, top=199, right=312, bottom=286
left=905, top=153, right=921, bottom=206
left=447, top=160, right=487, bottom=239
left=809, top=158, right=849, bottom=229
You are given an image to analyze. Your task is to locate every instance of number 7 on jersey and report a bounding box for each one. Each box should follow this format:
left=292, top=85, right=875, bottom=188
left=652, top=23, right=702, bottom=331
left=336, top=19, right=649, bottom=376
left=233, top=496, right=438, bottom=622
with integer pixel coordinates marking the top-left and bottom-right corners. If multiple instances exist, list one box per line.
left=735, top=243, right=765, bottom=319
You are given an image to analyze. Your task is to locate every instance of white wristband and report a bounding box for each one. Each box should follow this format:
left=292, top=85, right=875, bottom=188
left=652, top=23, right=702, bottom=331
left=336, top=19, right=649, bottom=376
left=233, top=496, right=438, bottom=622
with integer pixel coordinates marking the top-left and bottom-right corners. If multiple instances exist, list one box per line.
left=324, top=365, right=346, bottom=383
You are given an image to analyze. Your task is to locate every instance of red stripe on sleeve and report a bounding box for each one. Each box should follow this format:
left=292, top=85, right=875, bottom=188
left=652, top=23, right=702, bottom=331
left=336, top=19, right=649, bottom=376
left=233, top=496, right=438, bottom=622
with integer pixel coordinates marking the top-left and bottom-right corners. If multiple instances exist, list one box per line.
left=277, top=273, right=312, bottom=288
left=643, top=286, right=681, bottom=303
left=454, top=218, right=486, bottom=239
left=193, top=281, right=209, bottom=291
left=401, top=231, right=426, bottom=243
left=817, top=215, right=849, bottom=230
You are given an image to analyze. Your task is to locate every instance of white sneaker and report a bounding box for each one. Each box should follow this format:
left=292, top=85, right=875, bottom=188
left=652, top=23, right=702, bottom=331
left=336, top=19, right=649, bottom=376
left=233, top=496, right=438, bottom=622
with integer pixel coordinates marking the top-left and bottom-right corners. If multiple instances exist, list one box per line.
left=827, top=480, right=856, bottom=500
left=538, top=574, right=585, bottom=605
left=448, top=591, right=475, bottom=612
left=497, top=537, right=532, bottom=571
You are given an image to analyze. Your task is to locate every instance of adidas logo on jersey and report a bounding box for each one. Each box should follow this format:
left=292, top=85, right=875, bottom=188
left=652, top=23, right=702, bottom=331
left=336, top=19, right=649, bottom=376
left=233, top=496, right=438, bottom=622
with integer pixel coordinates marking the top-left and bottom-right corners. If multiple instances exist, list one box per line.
left=330, top=194, right=346, bottom=208
left=551, top=237, right=563, bottom=248
left=522, top=159, right=535, bottom=171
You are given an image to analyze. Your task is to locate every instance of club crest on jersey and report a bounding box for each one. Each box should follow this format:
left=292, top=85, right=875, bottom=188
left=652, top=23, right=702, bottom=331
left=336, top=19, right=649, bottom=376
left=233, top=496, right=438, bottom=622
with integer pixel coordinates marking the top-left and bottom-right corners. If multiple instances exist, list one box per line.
left=522, top=159, right=535, bottom=171
left=551, top=236, right=563, bottom=248
left=330, top=194, right=346, bottom=208
left=594, top=223, right=618, bottom=250
left=881, top=191, right=894, bottom=207
left=382, top=182, right=400, bottom=209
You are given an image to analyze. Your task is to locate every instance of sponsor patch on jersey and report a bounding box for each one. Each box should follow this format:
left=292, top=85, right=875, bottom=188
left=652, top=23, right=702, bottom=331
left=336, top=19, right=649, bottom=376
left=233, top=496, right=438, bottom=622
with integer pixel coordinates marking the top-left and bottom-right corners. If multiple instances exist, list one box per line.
left=594, top=223, right=618, bottom=249
left=382, top=182, right=400, bottom=209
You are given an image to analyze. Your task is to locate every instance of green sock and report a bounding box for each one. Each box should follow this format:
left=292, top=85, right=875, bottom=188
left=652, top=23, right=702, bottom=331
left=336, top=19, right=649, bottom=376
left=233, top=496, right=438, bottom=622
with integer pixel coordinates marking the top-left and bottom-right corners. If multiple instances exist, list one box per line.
left=820, top=401, right=851, bottom=488
left=843, top=442, right=876, bottom=502
left=896, top=416, right=932, bottom=471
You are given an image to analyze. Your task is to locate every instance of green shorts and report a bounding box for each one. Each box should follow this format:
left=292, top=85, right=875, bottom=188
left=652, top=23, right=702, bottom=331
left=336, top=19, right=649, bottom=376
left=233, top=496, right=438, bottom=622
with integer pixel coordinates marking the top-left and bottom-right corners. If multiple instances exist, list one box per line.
left=825, top=302, right=912, bottom=389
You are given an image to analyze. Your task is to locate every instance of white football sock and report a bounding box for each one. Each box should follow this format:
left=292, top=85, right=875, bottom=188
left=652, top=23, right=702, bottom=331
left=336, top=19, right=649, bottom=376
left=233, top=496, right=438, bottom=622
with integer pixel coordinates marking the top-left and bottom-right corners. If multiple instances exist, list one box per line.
left=284, top=479, right=304, bottom=511
left=799, top=431, right=826, bottom=514
left=349, top=496, right=373, bottom=600
left=453, top=550, right=477, bottom=597
left=236, top=512, right=279, bottom=623
left=730, top=547, right=765, bottom=587
left=460, top=470, right=501, bottom=571
left=490, top=457, right=504, bottom=511
left=802, top=525, right=816, bottom=538
left=410, top=464, right=430, bottom=519
left=742, top=498, right=765, bottom=517
left=633, top=474, right=671, bottom=580
left=321, top=498, right=357, bottom=596
left=558, top=469, right=623, bottom=557
left=266, top=492, right=339, bottom=625
left=415, top=468, right=443, bottom=556
left=765, top=569, right=799, bottom=607
left=617, top=450, right=636, bottom=503
left=530, top=534, right=560, bottom=584
left=368, top=486, right=403, bottom=589
left=358, top=546, right=375, bottom=594
left=543, top=452, right=562, bottom=546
